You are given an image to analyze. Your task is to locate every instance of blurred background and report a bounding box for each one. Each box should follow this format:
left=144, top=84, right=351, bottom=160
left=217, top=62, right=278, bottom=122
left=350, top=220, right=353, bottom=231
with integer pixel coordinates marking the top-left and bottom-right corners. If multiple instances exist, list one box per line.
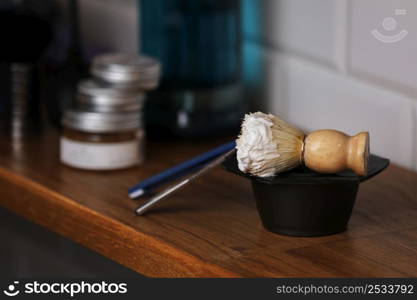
left=1, top=0, right=416, bottom=276
left=1, top=0, right=416, bottom=168
left=70, top=0, right=417, bottom=171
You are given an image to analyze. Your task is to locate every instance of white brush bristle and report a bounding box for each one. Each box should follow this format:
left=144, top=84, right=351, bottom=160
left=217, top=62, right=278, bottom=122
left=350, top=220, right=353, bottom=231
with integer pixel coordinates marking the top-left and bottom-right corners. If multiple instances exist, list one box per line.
left=236, top=112, right=305, bottom=177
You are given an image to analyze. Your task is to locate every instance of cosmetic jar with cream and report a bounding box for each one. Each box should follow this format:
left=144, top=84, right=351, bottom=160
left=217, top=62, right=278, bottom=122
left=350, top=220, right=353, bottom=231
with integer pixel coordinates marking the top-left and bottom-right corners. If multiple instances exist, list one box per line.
left=60, top=53, right=160, bottom=170
left=61, top=110, right=144, bottom=170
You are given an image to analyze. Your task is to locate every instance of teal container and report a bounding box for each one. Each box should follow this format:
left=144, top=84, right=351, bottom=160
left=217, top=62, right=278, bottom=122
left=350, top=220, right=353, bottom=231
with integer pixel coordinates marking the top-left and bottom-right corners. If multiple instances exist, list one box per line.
left=139, top=0, right=245, bottom=139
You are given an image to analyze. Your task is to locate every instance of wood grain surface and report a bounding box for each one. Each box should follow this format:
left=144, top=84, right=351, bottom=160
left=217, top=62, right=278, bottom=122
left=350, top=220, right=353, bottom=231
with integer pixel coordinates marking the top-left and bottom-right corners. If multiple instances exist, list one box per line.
left=1, top=129, right=417, bottom=277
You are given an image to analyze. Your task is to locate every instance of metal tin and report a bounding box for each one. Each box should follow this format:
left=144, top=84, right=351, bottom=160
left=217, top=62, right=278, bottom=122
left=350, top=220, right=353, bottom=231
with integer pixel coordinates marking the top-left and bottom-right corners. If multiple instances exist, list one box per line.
left=91, top=53, right=161, bottom=89
left=1, top=63, right=41, bottom=138
left=62, top=110, right=142, bottom=133
left=76, top=79, right=145, bottom=112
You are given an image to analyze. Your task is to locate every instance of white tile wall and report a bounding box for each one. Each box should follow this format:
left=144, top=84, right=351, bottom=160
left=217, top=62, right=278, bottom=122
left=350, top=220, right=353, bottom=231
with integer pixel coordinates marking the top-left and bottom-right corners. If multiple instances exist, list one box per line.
left=254, top=0, right=417, bottom=171
left=262, top=51, right=415, bottom=168
left=349, top=0, right=417, bottom=97
left=261, top=0, right=344, bottom=68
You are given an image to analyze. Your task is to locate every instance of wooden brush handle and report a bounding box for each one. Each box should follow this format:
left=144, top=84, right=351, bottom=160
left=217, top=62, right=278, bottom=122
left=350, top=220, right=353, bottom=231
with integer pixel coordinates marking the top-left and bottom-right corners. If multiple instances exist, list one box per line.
left=303, top=130, right=370, bottom=176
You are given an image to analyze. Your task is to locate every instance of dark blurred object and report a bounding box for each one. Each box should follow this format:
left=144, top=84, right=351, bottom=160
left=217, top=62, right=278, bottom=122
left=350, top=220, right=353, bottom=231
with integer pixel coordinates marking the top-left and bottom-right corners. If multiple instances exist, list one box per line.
left=140, top=0, right=244, bottom=139
left=44, top=0, right=88, bottom=128
left=0, top=1, right=54, bottom=138
left=0, top=63, right=41, bottom=138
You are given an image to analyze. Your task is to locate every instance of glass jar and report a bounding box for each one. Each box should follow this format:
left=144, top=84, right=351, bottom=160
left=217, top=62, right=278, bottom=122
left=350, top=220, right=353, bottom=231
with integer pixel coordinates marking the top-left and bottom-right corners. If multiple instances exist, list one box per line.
left=60, top=110, right=144, bottom=170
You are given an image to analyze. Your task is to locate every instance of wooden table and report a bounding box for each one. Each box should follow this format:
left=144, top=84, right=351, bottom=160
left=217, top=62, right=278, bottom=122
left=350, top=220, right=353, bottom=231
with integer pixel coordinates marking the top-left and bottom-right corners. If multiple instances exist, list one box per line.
left=1, top=129, right=417, bottom=277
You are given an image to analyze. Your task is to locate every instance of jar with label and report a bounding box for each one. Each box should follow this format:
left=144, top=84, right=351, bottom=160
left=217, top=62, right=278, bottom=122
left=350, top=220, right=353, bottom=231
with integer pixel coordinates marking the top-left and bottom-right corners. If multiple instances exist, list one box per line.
left=60, top=110, right=144, bottom=170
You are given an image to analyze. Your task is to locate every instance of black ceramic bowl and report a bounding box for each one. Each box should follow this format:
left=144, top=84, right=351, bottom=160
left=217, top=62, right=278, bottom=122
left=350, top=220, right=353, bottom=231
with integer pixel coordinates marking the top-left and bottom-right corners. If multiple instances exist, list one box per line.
left=222, top=154, right=389, bottom=237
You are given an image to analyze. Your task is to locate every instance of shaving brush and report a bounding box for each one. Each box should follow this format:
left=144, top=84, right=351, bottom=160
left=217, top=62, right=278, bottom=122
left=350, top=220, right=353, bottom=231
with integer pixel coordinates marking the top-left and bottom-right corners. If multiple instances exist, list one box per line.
left=236, top=112, right=369, bottom=177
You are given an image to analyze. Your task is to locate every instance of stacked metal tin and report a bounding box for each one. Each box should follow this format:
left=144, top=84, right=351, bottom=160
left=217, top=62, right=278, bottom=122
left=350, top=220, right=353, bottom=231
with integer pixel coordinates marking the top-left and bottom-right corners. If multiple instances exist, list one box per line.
left=60, top=53, right=161, bottom=170
left=79, top=53, right=160, bottom=116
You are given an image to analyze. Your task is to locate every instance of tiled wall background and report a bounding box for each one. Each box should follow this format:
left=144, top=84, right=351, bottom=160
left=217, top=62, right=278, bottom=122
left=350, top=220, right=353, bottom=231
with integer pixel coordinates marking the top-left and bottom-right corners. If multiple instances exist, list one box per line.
left=244, top=0, right=417, bottom=171
left=76, top=0, right=417, bottom=171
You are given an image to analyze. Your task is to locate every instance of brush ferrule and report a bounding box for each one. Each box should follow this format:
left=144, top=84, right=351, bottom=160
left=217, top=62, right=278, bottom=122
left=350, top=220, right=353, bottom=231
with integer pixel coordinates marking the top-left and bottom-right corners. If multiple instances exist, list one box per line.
left=300, top=137, right=306, bottom=164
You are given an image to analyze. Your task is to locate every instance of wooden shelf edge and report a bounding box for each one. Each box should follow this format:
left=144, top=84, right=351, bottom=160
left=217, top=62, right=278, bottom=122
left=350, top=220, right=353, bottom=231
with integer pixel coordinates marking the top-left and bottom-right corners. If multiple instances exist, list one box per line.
left=0, top=167, right=240, bottom=278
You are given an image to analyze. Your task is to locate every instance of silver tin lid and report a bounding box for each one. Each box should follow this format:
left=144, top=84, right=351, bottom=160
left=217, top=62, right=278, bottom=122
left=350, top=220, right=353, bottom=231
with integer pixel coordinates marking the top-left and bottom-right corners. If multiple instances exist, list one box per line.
left=62, top=110, right=142, bottom=133
left=78, top=79, right=143, bottom=97
left=77, top=79, right=145, bottom=112
left=76, top=100, right=143, bottom=113
left=91, top=53, right=161, bottom=89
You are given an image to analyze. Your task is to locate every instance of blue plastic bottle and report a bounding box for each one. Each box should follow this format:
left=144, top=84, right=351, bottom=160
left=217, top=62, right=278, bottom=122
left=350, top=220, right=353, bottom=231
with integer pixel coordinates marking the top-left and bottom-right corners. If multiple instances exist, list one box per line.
left=140, top=0, right=244, bottom=139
